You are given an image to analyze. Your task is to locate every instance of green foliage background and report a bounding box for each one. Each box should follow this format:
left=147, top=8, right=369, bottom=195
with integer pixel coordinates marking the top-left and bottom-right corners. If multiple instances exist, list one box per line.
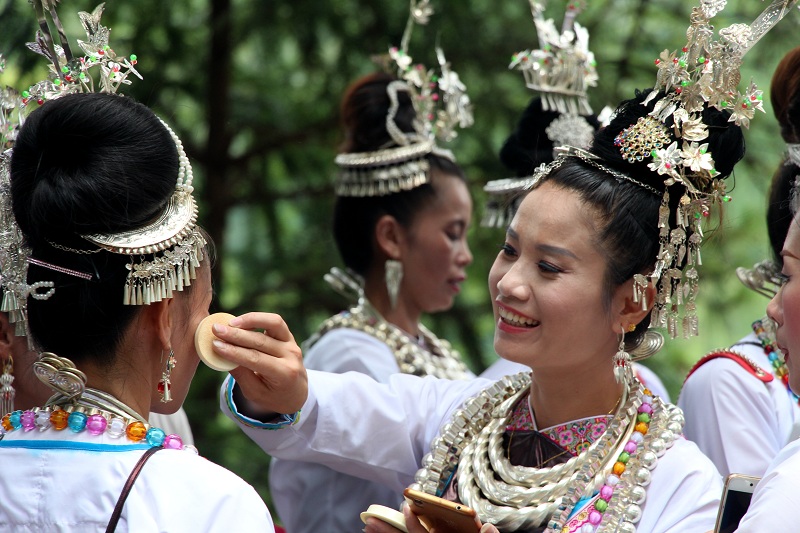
left=2, top=0, right=798, bottom=519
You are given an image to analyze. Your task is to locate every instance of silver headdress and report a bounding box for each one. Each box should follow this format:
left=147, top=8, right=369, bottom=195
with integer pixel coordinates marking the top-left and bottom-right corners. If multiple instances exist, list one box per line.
left=485, top=0, right=797, bottom=340
left=483, top=0, right=597, bottom=228
left=334, top=0, right=473, bottom=197
left=616, top=0, right=798, bottom=338
left=509, top=0, right=597, bottom=116
left=0, top=0, right=205, bottom=339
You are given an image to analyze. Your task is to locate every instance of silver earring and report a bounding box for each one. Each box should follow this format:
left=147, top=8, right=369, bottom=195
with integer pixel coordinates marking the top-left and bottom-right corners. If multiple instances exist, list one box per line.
left=613, top=329, right=632, bottom=384
left=158, top=349, right=176, bottom=403
left=385, top=259, right=403, bottom=310
left=1, top=356, right=15, bottom=414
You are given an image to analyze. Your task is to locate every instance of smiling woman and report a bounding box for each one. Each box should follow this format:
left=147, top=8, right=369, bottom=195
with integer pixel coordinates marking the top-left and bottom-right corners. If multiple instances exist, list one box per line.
left=216, top=2, right=793, bottom=532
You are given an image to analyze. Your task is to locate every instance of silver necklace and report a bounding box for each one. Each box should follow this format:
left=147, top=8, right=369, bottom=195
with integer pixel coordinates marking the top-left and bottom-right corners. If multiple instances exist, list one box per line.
left=307, top=268, right=471, bottom=380
left=410, top=372, right=684, bottom=532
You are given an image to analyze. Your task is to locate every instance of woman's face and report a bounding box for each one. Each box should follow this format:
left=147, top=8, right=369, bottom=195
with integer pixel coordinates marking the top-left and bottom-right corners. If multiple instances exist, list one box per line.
left=396, top=174, right=473, bottom=315
left=488, top=181, right=620, bottom=370
left=152, top=262, right=213, bottom=414
left=768, top=216, right=800, bottom=394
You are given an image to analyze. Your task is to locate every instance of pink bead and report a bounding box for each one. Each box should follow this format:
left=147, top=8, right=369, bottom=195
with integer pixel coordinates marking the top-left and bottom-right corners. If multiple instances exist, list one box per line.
left=638, top=403, right=653, bottom=414
left=624, top=441, right=637, bottom=454
left=163, top=434, right=183, bottom=450
left=589, top=510, right=602, bottom=525
left=21, top=410, right=36, bottom=431
left=600, top=485, right=614, bottom=499
left=86, top=414, right=108, bottom=435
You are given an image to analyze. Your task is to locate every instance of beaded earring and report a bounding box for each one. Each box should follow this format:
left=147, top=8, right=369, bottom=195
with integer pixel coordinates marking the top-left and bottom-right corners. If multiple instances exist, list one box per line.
left=1, top=356, right=14, bottom=415
left=385, top=259, right=403, bottom=310
left=158, top=349, right=176, bottom=403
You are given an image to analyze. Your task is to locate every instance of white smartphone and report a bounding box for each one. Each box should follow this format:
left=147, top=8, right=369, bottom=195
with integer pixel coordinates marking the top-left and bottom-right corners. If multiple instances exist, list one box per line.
left=713, top=473, right=759, bottom=533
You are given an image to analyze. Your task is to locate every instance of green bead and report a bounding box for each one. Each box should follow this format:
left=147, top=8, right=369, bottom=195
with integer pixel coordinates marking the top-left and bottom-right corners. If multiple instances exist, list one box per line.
left=618, top=452, right=630, bottom=464
left=53, top=78, right=61, bottom=85
left=594, top=499, right=609, bottom=512
left=694, top=212, right=701, bottom=219
left=721, top=101, right=728, bottom=107
left=681, top=81, right=689, bottom=86
left=130, top=54, right=137, bottom=61
left=637, top=413, right=651, bottom=423
left=678, top=60, right=686, bottom=67
left=697, top=56, right=705, bottom=63
left=22, top=91, right=29, bottom=98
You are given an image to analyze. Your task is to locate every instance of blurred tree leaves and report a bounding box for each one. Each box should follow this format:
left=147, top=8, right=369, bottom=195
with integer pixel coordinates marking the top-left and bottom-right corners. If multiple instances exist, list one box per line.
left=1, top=0, right=798, bottom=518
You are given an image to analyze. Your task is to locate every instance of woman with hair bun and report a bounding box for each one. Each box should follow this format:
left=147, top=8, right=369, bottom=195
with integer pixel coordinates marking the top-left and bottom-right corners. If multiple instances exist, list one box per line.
left=0, top=90, right=274, bottom=529
left=268, top=67, right=474, bottom=533
left=218, top=2, right=788, bottom=529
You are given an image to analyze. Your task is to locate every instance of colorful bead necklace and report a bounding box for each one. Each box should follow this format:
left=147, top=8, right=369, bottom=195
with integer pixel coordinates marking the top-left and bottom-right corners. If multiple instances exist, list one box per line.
left=1, top=396, right=188, bottom=450
left=752, top=319, right=799, bottom=404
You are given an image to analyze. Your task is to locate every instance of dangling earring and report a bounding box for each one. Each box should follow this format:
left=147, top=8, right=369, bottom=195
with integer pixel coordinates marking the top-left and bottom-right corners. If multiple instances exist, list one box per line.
left=1, top=356, right=14, bottom=414
left=385, top=259, right=403, bottom=310
left=158, top=349, right=176, bottom=403
left=613, top=327, right=633, bottom=384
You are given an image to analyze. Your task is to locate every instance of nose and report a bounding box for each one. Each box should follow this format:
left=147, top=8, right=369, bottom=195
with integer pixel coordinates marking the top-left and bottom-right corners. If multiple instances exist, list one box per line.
left=494, top=260, right=530, bottom=302
left=767, top=288, right=783, bottom=327
left=458, top=239, right=473, bottom=267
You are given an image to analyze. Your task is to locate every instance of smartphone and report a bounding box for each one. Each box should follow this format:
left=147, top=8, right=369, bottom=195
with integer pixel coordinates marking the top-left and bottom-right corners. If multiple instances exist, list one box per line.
left=403, top=488, right=480, bottom=533
left=713, top=474, right=759, bottom=533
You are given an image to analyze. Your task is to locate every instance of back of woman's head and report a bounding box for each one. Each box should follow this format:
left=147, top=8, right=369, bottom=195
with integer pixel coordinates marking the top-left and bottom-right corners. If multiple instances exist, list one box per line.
left=333, top=72, right=466, bottom=275
left=10, top=92, right=179, bottom=364
left=771, top=46, right=800, bottom=143
left=543, top=89, right=745, bottom=344
left=500, top=97, right=600, bottom=177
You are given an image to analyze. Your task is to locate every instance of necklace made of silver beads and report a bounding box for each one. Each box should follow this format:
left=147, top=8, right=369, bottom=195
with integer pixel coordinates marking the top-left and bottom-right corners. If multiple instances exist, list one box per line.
left=308, top=298, right=472, bottom=380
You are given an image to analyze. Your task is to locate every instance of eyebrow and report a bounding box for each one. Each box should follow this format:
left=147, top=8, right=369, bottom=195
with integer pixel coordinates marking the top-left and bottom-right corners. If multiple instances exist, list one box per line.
left=506, top=227, right=579, bottom=260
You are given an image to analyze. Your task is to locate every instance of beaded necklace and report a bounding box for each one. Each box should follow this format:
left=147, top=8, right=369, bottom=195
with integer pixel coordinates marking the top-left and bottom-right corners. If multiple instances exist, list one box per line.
left=752, top=319, right=799, bottom=404
left=410, top=372, right=682, bottom=533
left=0, top=387, right=190, bottom=450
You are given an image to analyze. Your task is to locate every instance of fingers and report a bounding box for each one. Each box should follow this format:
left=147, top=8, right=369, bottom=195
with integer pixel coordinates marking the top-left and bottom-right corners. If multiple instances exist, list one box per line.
left=230, top=312, right=296, bottom=343
left=480, top=523, right=500, bottom=533
left=402, top=503, right=430, bottom=533
left=364, top=517, right=406, bottom=533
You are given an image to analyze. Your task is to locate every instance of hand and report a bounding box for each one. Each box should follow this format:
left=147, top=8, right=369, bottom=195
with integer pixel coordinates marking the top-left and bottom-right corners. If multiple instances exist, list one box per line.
left=363, top=503, right=501, bottom=533
left=211, top=312, right=307, bottom=415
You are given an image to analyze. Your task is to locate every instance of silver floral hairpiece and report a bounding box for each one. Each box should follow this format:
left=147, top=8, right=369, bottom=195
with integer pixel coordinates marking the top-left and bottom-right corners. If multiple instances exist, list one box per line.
left=334, top=0, right=473, bottom=197
left=20, top=2, right=141, bottom=111
left=483, top=0, right=598, bottom=228
left=610, top=0, right=798, bottom=339
left=788, top=143, right=800, bottom=168
left=509, top=0, right=597, bottom=116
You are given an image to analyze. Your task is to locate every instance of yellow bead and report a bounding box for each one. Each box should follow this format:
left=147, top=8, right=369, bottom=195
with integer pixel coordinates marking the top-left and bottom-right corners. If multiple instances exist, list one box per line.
left=613, top=462, right=626, bottom=476
left=1, top=414, right=11, bottom=431
left=50, top=409, right=69, bottom=430
left=126, top=421, right=147, bottom=442
left=635, top=422, right=649, bottom=435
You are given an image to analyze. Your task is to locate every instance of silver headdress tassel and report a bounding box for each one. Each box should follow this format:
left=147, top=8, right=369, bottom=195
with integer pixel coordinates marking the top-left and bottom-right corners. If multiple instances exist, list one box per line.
left=615, top=0, right=798, bottom=339
left=0, top=2, right=205, bottom=317
left=483, top=0, right=598, bottom=228
left=334, top=0, right=473, bottom=197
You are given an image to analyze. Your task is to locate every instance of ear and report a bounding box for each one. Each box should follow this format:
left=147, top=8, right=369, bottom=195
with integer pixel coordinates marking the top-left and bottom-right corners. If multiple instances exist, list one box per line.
left=146, top=298, right=175, bottom=352
left=374, top=214, right=405, bottom=260
left=613, top=279, right=657, bottom=334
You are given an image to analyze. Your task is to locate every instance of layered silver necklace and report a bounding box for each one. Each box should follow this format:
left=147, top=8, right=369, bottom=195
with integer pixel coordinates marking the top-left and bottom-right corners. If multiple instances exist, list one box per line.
left=306, top=268, right=471, bottom=380
left=410, top=372, right=684, bottom=532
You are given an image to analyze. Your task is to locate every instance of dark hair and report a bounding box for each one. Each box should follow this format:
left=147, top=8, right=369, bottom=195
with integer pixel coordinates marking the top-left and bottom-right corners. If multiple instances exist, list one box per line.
left=771, top=46, right=800, bottom=144
left=333, top=72, right=466, bottom=275
left=542, top=89, right=745, bottom=345
left=10, top=92, right=182, bottom=365
left=766, top=46, right=800, bottom=263
left=500, top=96, right=600, bottom=177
